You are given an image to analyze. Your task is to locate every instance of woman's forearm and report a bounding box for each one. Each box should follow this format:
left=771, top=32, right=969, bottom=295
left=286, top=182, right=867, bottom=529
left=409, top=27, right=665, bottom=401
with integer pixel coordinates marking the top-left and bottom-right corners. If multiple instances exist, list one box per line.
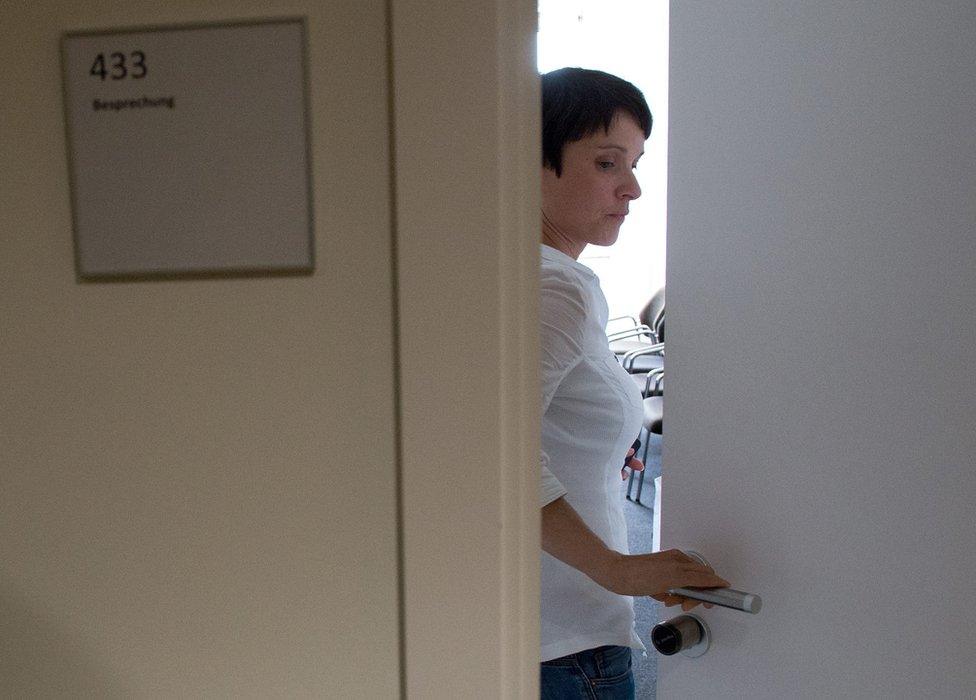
left=542, top=496, right=731, bottom=599
left=541, top=496, right=620, bottom=588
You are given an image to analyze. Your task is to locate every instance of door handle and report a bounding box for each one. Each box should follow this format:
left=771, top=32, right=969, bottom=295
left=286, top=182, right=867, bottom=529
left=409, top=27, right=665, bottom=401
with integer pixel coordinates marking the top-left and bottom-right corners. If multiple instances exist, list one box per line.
left=665, top=585, right=762, bottom=614
left=668, top=551, right=763, bottom=614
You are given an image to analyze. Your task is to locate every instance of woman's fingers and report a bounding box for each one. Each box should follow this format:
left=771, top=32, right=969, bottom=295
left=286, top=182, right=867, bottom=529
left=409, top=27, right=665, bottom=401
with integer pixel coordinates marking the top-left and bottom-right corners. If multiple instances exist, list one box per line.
left=660, top=594, right=687, bottom=608
left=623, top=448, right=643, bottom=470
left=610, top=550, right=731, bottom=598
left=678, top=570, right=730, bottom=589
left=620, top=454, right=644, bottom=480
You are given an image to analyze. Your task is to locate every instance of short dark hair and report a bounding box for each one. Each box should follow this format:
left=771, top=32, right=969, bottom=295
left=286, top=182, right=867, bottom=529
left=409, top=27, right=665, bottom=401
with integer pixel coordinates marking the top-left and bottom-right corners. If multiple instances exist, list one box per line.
left=542, top=67, right=652, bottom=176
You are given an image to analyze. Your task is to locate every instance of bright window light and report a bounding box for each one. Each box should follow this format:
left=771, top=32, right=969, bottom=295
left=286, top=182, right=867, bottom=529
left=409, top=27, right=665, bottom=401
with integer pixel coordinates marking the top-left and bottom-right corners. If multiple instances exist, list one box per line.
left=538, top=0, right=669, bottom=320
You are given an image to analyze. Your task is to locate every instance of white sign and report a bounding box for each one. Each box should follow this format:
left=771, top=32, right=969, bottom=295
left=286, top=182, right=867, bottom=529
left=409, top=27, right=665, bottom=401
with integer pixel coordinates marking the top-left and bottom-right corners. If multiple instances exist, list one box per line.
left=62, top=19, right=313, bottom=279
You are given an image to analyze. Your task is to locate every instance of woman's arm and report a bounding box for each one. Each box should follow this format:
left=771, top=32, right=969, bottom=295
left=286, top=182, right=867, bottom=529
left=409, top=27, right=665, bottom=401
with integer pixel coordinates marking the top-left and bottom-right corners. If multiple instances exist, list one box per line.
left=542, top=496, right=729, bottom=607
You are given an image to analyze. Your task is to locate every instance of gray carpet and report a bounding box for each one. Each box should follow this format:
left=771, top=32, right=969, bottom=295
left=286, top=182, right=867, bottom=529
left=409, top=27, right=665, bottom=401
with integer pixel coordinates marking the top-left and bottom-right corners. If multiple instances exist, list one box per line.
left=621, top=431, right=664, bottom=699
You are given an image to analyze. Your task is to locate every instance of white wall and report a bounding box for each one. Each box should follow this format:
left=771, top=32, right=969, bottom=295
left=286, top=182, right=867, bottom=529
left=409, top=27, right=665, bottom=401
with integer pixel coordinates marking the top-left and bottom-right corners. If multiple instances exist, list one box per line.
left=1, top=2, right=399, bottom=696
left=662, top=2, right=976, bottom=697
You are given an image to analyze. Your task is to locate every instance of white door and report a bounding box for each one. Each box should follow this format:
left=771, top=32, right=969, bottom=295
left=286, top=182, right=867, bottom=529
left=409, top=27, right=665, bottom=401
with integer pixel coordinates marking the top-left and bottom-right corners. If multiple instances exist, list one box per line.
left=660, top=2, right=976, bottom=697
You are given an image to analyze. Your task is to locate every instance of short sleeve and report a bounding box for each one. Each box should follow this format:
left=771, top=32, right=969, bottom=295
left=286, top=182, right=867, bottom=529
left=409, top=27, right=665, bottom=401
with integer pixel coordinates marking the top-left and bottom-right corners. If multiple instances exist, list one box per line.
left=540, top=450, right=568, bottom=507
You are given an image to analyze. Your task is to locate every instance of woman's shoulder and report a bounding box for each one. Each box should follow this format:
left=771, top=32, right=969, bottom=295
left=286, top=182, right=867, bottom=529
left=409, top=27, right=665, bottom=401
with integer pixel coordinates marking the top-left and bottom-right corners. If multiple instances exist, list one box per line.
left=541, top=265, right=602, bottom=341
left=541, top=263, right=589, bottom=310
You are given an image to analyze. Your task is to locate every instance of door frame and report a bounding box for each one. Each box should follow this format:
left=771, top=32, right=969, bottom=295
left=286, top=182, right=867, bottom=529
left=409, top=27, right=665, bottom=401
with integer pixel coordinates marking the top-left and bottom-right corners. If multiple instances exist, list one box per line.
left=390, top=0, right=540, bottom=696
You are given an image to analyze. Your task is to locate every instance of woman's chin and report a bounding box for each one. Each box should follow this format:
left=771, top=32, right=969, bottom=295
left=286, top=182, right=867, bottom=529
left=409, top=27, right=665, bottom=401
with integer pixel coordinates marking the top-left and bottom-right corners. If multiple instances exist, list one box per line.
left=601, top=221, right=626, bottom=246
left=594, top=231, right=622, bottom=248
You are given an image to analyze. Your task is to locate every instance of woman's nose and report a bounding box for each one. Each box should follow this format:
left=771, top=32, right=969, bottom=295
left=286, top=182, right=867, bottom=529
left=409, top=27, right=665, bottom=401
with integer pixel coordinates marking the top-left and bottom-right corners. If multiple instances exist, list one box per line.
left=619, top=171, right=641, bottom=200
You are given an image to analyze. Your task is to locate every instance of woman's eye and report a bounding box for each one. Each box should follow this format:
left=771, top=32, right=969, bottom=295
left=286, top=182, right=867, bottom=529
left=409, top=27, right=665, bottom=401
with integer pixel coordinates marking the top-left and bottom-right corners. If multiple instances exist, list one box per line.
left=598, top=160, right=614, bottom=170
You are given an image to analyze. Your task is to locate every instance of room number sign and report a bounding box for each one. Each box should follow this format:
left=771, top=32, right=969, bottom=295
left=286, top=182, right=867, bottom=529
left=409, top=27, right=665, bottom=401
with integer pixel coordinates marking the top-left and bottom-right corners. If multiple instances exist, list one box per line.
left=88, top=51, right=148, bottom=81
left=61, top=19, right=313, bottom=280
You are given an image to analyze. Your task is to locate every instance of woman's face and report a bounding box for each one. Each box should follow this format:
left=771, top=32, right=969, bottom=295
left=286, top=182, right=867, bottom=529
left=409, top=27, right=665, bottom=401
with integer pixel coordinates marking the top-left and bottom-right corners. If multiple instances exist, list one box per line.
left=541, top=112, right=645, bottom=259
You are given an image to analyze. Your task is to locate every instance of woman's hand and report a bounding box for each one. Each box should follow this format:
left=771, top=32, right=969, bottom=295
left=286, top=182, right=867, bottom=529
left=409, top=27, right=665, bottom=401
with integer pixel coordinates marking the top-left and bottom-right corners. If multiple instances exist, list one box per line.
left=592, top=549, right=729, bottom=610
left=542, top=498, right=729, bottom=610
left=621, top=448, right=643, bottom=481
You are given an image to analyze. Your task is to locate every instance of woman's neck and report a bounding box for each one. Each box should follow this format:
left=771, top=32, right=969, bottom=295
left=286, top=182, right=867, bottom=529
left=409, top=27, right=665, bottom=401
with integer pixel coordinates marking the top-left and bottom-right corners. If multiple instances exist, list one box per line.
left=541, top=213, right=583, bottom=260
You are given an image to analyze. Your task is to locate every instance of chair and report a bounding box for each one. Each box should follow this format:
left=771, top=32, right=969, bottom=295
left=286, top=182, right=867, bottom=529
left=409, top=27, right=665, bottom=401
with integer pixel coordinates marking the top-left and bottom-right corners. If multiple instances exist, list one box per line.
left=615, top=291, right=666, bottom=503
left=621, top=321, right=665, bottom=398
left=626, top=367, right=663, bottom=504
left=628, top=360, right=664, bottom=397
left=621, top=340, right=664, bottom=374
left=640, top=288, right=665, bottom=343
left=609, top=289, right=666, bottom=389
left=607, top=287, right=665, bottom=355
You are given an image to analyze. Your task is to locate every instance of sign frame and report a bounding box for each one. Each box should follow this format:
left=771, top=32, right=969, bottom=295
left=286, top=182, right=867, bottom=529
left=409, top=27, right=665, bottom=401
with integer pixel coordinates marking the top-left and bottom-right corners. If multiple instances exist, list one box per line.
left=61, top=17, right=315, bottom=282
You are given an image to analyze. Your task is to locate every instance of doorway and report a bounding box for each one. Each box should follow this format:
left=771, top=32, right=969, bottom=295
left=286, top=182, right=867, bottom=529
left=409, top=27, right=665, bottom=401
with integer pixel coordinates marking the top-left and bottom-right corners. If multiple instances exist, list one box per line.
left=537, top=1, right=669, bottom=696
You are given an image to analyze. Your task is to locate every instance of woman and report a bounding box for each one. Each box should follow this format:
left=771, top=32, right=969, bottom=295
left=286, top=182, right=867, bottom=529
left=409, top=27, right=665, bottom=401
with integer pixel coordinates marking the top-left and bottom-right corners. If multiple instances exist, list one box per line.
left=538, top=67, right=728, bottom=698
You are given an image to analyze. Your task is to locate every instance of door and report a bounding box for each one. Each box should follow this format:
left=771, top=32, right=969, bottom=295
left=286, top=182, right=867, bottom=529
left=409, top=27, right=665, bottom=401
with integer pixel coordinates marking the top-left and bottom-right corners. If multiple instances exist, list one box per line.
left=660, top=2, right=976, bottom=697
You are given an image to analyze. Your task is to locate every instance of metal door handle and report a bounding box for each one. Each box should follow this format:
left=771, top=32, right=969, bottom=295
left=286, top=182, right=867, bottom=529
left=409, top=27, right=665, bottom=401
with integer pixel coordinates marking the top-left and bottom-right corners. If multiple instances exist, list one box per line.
left=670, top=551, right=763, bottom=614
left=665, top=585, right=762, bottom=614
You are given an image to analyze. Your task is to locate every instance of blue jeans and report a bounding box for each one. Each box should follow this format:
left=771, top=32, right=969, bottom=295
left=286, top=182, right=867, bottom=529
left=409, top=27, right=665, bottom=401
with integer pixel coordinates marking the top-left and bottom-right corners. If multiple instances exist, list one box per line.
left=540, top=645, right=635, bottom=699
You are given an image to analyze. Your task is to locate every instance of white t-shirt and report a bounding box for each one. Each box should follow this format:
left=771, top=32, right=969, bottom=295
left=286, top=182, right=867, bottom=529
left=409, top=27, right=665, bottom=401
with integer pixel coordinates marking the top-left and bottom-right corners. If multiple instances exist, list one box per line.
left=539, top=244, right=646, bottom=662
